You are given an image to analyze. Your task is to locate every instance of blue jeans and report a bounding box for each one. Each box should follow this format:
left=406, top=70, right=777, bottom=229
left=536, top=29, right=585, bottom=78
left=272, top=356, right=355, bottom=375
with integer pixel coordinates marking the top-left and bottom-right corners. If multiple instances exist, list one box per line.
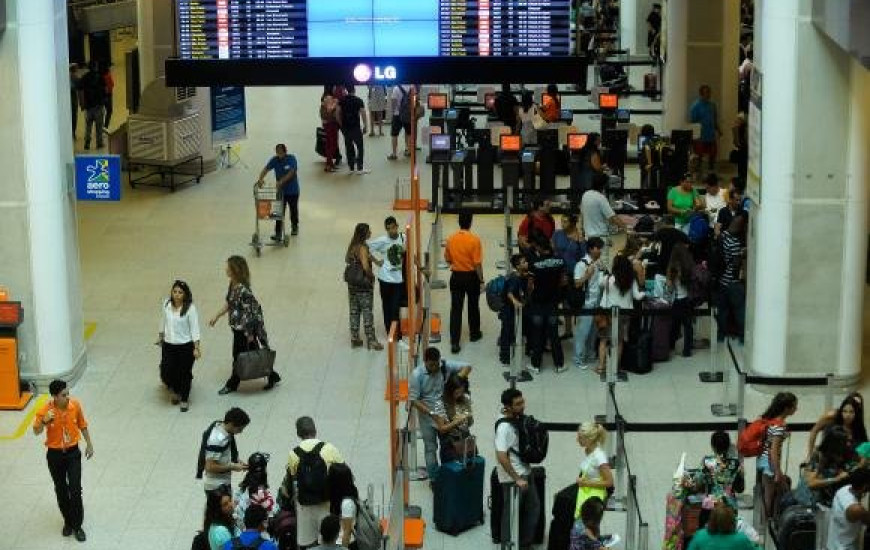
left=573, top=310, right=596, bottom=364
left=418, top=412, right=440, bottom=480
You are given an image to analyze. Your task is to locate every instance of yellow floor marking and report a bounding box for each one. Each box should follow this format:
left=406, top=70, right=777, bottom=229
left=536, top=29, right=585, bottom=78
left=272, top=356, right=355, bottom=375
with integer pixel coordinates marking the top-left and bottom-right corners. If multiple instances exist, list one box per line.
left=0, top=394, right=49, bottom=441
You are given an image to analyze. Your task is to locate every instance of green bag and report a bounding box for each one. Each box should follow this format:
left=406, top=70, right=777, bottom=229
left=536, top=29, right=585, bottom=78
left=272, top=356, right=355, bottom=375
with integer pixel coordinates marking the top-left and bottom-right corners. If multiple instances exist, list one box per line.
left=574, top=482, right=607, bottom=519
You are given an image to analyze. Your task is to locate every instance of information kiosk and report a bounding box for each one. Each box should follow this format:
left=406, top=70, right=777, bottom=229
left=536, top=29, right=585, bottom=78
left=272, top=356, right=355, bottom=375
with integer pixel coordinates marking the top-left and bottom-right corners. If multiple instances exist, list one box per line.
left=0, top=299, right=30, bottom=410
left=599, top=92, right=619, bottom=133
left=568, top=132, right=589, bottom=202
left=430, top=134, right=451, bottom=211
left=500, top=135, right=522, bottom=202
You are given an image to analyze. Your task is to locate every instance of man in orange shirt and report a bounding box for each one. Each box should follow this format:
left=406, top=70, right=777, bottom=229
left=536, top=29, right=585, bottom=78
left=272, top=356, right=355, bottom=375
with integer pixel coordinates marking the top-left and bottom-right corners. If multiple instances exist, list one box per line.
left=33, top=380, right=94, bottom=543
left=444, top=212, right=484, bottom=354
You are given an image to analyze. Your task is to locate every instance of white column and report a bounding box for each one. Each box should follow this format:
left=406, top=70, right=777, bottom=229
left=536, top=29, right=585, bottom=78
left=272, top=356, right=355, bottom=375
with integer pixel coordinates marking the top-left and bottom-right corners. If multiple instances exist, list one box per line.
left=620, top=0, right=638, bottom=53
left=662, top=0, right=688, bottom=133
left=136, top=0, right=155, bottom=90
left=717, top=0, right=740, bottom=159
left=8, top=0, right=85, bottom=379
left=746, top=0, right=865, bottom=382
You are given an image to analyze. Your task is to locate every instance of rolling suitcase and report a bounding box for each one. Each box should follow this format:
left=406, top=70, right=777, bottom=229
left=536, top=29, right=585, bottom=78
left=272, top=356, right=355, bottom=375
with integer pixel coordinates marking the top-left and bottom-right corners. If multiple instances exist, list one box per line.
left=531, top=466, right=546, bottom=544
left=644, top=73, right=658, bottom=97
left=548, top=484, right=580, bottom=550
left=621, top=329, right=653, bottom=374
left=433, top=454, right=485, bottom=535
left=776, top=505, right=815, bottom=550
left=646, top=301, right=672, bottom=362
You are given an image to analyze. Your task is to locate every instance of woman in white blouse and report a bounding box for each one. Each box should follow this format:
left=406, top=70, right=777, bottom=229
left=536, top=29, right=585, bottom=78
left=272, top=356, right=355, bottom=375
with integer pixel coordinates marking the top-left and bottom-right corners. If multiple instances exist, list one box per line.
left=158, top=280, right=201, bottom=411
left=596, top=256, right=645, bottom=374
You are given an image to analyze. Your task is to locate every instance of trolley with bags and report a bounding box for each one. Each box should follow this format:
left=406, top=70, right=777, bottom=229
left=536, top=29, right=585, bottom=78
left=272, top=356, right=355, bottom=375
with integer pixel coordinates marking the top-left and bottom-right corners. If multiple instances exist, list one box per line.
left=251, top=182, right=290, bottom=256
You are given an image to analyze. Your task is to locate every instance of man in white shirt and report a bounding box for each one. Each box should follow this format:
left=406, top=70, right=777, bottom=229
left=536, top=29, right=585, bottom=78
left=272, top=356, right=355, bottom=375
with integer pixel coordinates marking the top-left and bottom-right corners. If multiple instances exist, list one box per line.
left=367, top=216, right=406, bottom=336
left=572, top=236, right=606, bottom=369
left=827, top=468, right=870, bottom=550
left=702, top=173, right=727, bottom=226
left=203, top=407, right=250, bottom=494
left=409, top=347, right=472, bottom=481
left=580, top=174, right=626, bottom=266
left=388, top=84, right=416, bottom=160
left=495, top=388, right=539, bottom=549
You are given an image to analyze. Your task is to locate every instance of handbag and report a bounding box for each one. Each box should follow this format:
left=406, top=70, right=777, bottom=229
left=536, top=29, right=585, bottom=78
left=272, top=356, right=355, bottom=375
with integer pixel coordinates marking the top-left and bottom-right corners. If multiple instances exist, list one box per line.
left=233, top=341, right=276, bottom=381
left=343, top=261, right=369, bottom=287
left=531, top=106, right=547, bottom=130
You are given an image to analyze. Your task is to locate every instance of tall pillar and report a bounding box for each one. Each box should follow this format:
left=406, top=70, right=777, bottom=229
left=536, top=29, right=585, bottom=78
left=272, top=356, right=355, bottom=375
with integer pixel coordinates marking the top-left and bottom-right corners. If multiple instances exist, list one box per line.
left=620, top=0, right=638, bottom=53
left=136, top=0, right=216, bottom=170
left=661, top=0, right=688, bottom=133
left=0, top=0, right=86, bottom=382
left=745, top=0, right=869, bottom=383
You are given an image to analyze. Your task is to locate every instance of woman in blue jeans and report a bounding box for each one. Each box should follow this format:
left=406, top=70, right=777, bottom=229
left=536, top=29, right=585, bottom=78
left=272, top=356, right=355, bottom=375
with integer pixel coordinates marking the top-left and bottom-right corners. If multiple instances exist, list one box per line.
left=665, top=244, right=695, bottom=357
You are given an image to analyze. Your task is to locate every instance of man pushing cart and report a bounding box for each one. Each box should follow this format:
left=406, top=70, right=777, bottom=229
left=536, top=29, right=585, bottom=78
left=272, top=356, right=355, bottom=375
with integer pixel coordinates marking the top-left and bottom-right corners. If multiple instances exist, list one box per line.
left=252, top=143, right=301, bottom=256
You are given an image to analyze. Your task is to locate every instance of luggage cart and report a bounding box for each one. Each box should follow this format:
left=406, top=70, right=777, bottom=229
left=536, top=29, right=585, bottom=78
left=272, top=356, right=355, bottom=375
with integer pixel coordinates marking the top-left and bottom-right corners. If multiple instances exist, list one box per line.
left=251, top=183, right=289, bottom=256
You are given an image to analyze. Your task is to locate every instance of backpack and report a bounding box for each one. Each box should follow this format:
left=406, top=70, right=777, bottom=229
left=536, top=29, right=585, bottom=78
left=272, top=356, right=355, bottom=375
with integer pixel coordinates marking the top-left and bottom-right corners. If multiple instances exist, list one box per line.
left=495, top=415, right=549, bottom=464
left=230, top=536, right=265, bottom=550
left=293, top=442, right=329, bottom=505
left=565, top=258, right=590, bottom=310
left=687, top=214, right=709, bottom=244
left=354, top=499, right=384, bottom=550
left=191, top=531, right=209, bottom=550
left=398, top=86, right=424, bottom=125
left=485, top=275, right=508, bottom=312
left=737, top=417, right=783, bottom=457
left=196, top=421, right=238, bottom=479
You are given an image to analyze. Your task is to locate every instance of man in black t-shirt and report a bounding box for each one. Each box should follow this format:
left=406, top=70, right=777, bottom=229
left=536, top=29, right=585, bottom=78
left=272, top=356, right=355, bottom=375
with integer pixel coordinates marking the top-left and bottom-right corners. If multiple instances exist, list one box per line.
left=76, top=60, right=106, bottom=149
left=337, top=84, right=369, bottom=174
left=493, top=84, right=519, bottom=132
left=527, top=235, right=567, bottom=374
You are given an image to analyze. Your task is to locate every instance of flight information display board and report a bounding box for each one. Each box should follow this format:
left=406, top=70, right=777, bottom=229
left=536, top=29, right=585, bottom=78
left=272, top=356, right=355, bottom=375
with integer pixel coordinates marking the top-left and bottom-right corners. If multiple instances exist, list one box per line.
left=176, top=0, right=571, bottom=60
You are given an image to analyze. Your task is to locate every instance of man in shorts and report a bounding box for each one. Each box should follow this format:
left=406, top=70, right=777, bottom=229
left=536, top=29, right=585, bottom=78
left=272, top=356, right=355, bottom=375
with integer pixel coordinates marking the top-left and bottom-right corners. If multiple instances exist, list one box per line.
left=388, top=84, right=415, bottom=160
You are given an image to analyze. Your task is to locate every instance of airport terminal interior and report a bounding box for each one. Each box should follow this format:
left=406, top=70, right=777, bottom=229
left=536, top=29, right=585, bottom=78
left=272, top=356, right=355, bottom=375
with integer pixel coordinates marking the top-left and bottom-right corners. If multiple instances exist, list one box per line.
left=0, top=1, right=869, bottom=550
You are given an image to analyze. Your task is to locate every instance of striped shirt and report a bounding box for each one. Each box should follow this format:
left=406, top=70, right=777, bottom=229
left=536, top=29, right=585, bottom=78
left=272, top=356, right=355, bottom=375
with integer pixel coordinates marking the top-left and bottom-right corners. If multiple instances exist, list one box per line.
left=719, top=231, right=743, bottom=287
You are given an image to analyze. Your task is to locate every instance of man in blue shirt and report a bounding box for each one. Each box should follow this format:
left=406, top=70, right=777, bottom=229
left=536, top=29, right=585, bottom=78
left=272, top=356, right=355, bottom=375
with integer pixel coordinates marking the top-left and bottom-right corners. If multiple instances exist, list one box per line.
left=257, top=143, right=300, bottom=239
left=223, top=504, right=277, bottom=550
left=689, top=85, right=721, bottom=170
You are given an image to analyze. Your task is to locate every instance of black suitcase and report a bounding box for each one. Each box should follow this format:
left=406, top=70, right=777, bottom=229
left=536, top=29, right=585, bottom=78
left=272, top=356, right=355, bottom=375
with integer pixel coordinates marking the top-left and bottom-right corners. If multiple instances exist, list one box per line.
left=548, top=484, right=579, bottom=550
left=776, top=505, right=815, bottom=550
left=489, top=466, right=546, bottom=545
left=621, top=329, right=653, bottom=374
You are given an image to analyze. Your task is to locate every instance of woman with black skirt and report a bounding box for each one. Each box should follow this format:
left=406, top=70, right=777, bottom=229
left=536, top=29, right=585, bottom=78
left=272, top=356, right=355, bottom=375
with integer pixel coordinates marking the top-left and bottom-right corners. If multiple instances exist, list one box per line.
left=209, top=255, right=281, bottom=395
left=158, top=280, right=201, bottom=412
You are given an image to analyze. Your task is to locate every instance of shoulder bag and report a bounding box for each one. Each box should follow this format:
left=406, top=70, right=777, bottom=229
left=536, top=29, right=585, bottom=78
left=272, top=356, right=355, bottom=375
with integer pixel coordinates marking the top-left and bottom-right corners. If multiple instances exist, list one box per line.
left=233, top=339, right=276, bottom=381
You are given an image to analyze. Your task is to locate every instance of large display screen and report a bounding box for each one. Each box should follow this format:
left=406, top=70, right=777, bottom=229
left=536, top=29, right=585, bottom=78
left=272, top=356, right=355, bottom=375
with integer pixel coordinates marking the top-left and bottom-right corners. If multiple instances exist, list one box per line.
left=176, top=0, right=572, bottom=60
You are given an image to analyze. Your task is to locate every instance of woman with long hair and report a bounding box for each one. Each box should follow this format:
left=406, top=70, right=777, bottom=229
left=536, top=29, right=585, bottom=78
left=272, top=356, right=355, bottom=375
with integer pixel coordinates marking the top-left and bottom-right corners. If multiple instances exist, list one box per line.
left=433, top=373, right=475, bottom=462
left=209, top=255, right=281, bottom=394
left=596, top=255, right=645, bottom=374
left=204, top=487, right=239, bottom=550
left=805, top=392, right=867, bottom=462
left=618, top=235, right=645, bottom=286
left=234, top=452, right=278, bottom=528
left=328, top=463, right=360, bottom=549
left=578, top=132, right=603, bottom=191
left=666, top=243, right=695, bottom=357
left=158, top=279, right=201, bottom=411
left=758, top=392, right=798, bottom=515
left=517, top=90, right=539, bottom=146
left=786, top=426, right=852, bottom=508
left=345, top=223, right=382, bottom=350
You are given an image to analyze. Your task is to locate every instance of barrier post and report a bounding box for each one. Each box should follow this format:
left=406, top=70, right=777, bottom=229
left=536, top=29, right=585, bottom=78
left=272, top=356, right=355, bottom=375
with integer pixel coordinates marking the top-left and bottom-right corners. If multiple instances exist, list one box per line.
left=624, top=474, right=636, bottom=548
left=711, top=338, right=737, bottom=416
left=497, top=185, right=514, bottom=271
left=824, top=373, right=834, bottom=411
left=638, top=521, right=649, bottom=550
left=429, top=210, right=446, bottom=290
left=504, top=304, right=523, bottom=386
left=407, top=410, right=426, bottom=481
left=606, top=306, right=619, bottom=383
left=699, top=309, right=723, bottom=382
left=610, top=421, right=627, bottom=511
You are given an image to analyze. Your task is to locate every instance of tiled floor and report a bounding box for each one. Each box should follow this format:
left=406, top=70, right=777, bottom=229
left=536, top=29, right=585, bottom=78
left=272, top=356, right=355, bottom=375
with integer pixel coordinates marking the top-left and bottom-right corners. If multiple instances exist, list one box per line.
left=1, top=41, right=867, bottom=550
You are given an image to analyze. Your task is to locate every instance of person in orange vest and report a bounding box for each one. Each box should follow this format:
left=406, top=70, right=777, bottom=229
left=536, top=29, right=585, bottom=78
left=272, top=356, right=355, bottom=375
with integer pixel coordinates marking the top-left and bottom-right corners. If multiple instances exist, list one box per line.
left=32, top=380, right=95, bottom=543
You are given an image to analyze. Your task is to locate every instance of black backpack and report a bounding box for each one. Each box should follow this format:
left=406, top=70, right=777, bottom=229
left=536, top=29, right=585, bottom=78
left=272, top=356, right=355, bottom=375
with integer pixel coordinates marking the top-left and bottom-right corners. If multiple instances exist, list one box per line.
left=191, top=531, right=209, bottom=550
left=293, top=442, right=329, bottom=505
left=495, top=415, right=549, bottom=464
left=230, top=536, right=265, bottom=550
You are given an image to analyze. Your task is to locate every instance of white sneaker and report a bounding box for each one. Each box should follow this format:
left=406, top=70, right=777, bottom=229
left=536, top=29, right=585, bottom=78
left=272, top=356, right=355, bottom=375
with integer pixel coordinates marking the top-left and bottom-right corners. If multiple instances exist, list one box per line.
left=527, top=365, right=541, bottom=375
left=359, top=167, right=371, bottom=174
left=349, top=168, right=358, bottom=175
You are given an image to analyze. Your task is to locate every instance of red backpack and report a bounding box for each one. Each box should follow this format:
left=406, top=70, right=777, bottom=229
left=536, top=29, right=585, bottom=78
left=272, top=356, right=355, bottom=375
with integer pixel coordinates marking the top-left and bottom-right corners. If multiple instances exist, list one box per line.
left=737, top=417, right=783, bottom=457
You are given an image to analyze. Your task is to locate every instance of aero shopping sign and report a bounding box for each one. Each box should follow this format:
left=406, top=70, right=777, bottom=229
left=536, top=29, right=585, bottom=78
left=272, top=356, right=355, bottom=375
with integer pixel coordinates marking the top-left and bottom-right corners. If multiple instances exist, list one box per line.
left=353, top=64, right=397, bottom=83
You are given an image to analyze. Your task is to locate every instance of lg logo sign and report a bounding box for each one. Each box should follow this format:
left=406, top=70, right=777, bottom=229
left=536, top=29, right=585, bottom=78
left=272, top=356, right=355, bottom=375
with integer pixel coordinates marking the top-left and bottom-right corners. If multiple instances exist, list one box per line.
left=353, top=64, right=397, bottom=83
